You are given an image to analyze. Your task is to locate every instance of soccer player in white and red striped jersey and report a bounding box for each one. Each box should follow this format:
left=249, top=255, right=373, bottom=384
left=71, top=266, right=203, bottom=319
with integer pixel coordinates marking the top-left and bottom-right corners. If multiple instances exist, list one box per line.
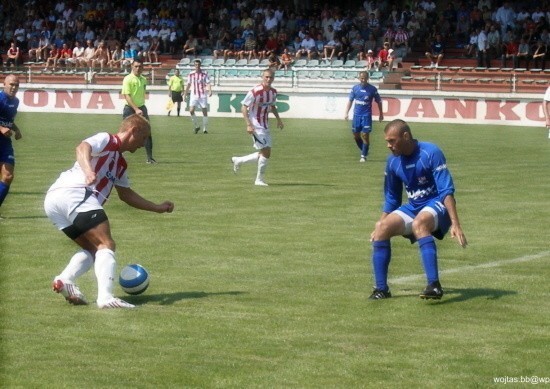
left=183, top=59, right=212, bottom=134
left=231, top=68, right=284, bottom=186
left=44, top=115, right=174, bottom=309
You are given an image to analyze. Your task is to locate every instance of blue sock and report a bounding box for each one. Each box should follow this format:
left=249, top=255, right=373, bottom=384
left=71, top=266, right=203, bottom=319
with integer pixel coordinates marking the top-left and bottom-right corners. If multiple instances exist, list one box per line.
left=372, top=240, right=391, bottom=291
left=418, top=236, right=439, bottom=284
left=362, top=143, right=370, bottom=157
left=0, top=181, right=9, bottom=207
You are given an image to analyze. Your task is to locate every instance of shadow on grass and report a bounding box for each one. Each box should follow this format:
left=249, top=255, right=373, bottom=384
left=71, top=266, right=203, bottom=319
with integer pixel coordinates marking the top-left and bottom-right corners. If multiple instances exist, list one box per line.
left=428, top=288, right=517, bottom=305
left=127, top=290, right=247, bottom=305
left=270, top=183, right=337, bottom=187
left=1, top=215, right=48, bottom=220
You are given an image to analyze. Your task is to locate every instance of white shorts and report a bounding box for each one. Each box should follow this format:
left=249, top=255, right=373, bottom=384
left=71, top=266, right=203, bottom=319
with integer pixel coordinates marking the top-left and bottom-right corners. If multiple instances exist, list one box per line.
left=251, top=131, right=272, bottom=150
left=189, top=96, right=208, bottom=109
left=393, top=206, right=439, bottom=236
left=44, top=187, right=103, bottom=230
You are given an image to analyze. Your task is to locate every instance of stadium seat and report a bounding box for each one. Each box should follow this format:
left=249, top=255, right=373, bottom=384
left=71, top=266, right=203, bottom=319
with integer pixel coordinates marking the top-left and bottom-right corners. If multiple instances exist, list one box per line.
left=212, top=58, right=224, bottom=66
left=320, top=70, right=334, bottom=79
left=306, top=59, right=319, bottom=67
left=235, top=59, right=248, bottom=66
left=249, top=69, right=263, bottom=78
left=224, top=58, right=236, bottom=66
left=237, top=69, right=251, bottom=77
left=200, top=58, right=213, bottom=66
left=330, top=59, right=344, bottom=67
left=247, top=59, right=260, bottom=67
left=333, top=71, right=346, bottom=79
left=179, top=58, right=191, bottom=66
left=259, top=59, right=270, bottom=66
left=305, top=70, right=321, bottom=78
left=293, top=59, right=307, bottom=67
left=220, top=68, right=238, bottom=77
left=369, top=71, right=384, bottom=80
left=343, top=60, right=356, bottom=67
left=355, top=60, right=368, bottom=68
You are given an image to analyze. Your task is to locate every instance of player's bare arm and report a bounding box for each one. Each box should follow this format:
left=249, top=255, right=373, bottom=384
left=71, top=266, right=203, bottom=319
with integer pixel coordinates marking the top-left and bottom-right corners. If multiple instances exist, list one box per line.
left=344, top=100, right=352, bottom=120
left=75, top=141, right=96, bottom=185
left=116, top=186, right=174, bottom=213
left=378, top=101, right=384, bottom=122
left=271, top=106, right=284, bottom=129
left=444, top=195, right=467, bottom=248
left=241, top=104, right=254, bottom=133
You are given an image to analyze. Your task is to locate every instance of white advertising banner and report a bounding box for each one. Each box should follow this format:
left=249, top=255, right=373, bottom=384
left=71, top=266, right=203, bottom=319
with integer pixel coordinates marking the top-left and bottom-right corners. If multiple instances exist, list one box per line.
left=16, top=85, right=546, bottom=127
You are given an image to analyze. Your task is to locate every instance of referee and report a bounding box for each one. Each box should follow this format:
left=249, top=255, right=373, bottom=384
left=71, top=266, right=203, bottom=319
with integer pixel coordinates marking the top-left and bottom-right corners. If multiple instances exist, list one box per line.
left=167, top=69, right=184, bottom=117
left=121, top=57, right=156, bottom=163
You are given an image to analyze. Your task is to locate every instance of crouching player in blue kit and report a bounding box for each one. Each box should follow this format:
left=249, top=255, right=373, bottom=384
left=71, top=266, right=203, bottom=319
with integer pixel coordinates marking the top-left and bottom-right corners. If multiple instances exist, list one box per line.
left=0, top=74, right=22, bottom=216
left=344, top=71, right=383, bottom=162
left=369, top=119, right=467, bottom=300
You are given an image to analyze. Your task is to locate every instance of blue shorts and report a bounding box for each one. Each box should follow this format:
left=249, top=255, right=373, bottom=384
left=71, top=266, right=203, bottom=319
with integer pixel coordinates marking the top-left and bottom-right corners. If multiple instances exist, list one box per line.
left=0, top=136, right=15, bottom=166
left=393, top=199, right=451, bottom=243
left=352, top=115, right=373, bottom=134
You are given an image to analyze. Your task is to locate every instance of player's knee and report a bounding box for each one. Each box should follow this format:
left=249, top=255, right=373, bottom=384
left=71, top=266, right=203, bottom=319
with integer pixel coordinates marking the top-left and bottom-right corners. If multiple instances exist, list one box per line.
left=411, top=218, right=432, bottom=237
left=373, top=219, right=393, bottom=240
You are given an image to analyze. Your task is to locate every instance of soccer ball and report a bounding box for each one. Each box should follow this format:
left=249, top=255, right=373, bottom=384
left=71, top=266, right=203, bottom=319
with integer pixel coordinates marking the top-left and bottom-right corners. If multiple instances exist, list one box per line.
left=119, top=264, right=150, bottom=295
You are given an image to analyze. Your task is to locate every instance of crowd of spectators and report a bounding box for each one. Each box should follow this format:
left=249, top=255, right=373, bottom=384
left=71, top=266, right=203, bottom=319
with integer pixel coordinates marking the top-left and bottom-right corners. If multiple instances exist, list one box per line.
left=0, top=0, right=548, bottom=72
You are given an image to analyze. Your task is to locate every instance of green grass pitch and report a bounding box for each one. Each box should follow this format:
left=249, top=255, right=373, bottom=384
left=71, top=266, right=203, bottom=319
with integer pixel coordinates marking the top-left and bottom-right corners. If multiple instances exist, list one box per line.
left=1, top=112, right=549, bottom=387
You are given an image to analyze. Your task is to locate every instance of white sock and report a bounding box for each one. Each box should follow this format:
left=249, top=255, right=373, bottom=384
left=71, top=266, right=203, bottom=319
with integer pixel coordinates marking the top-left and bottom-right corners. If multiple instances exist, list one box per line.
left=94, top=248, right=116, bottom=303
left=58, top=250, right=93, bottom=283
left=202, top=116, right=208, bottom=130
left=191, top=113, right=198, bottom=127
left=235, top=152, right=259, bottom=165
left=256, top=155, right=268, bottom=181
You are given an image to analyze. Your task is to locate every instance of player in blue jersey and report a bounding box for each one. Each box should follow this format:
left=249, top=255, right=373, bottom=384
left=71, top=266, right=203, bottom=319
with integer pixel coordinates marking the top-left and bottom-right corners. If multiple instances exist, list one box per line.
left=0, top=74, right=22, bottom=216
left=344, top=71, right=383, bottom=162
left=369, top=119, right=467, bottom=300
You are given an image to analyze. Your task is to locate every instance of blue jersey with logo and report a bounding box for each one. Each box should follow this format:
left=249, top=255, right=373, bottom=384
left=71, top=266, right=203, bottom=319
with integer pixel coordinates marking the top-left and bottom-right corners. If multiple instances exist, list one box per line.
left=348, top=83, right=381, bottom=117
left=0, top=91, right=19, bottom=129
left=383, top=141, right=455, bottom=213
left=0, top=90, right=19, bottom=165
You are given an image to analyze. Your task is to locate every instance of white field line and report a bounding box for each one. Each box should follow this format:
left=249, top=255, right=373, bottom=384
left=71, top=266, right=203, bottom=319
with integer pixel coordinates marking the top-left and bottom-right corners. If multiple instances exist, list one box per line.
left=390, top=251, right=550, bottom=284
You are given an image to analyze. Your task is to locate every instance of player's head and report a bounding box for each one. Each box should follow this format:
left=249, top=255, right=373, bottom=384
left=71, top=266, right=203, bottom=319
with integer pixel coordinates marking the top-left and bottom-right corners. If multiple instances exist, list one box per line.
left=358, top=71, right=369, bottom=85
left=131, top=57, right=144, bottom=75
left=119, top=114, right=151, bottom=153
left=261, top=69, right=275, bottom=87
left=384, top=119, right=414, bottom=156
left=3, top=74, right=20, bottom=98
left=194, top=59, right=202, bottom=69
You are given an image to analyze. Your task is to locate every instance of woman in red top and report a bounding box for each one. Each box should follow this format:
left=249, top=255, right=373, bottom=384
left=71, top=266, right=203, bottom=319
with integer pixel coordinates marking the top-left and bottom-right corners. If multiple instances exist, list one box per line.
left=6, top=42, right=21, bottom=68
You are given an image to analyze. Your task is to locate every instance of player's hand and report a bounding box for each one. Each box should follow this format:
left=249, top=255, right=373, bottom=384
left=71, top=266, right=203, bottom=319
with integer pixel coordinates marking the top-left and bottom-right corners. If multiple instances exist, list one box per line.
left=344, top=114, right=348, bottom=121
left=158, top=201, right=174, bottom=213
left=379, top=114, right=384, bottom=122
left=0, top=126, right=13, bottom=138
left=14, top=129, right=22, bottom=140
left=277, top=119, right=284, bottom=130
left=450, top=225, right=468, bottom=248
left=84, top=171, right=97, bottom=186
left=246, top=124, right=254, bottom=134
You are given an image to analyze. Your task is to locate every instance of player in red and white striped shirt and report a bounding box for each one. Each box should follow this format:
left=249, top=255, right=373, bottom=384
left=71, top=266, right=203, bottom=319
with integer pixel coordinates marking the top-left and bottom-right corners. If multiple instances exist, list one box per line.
left=183, top=59, right=212, bottom=134
left=231, top=69, right=284, bottom=186
left=44, top=115, right=174, bottom=309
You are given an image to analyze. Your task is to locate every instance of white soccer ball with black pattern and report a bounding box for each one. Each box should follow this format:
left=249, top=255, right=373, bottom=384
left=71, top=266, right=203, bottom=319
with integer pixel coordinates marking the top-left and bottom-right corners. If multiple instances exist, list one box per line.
left=119, top=264, right=150, bottom=295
